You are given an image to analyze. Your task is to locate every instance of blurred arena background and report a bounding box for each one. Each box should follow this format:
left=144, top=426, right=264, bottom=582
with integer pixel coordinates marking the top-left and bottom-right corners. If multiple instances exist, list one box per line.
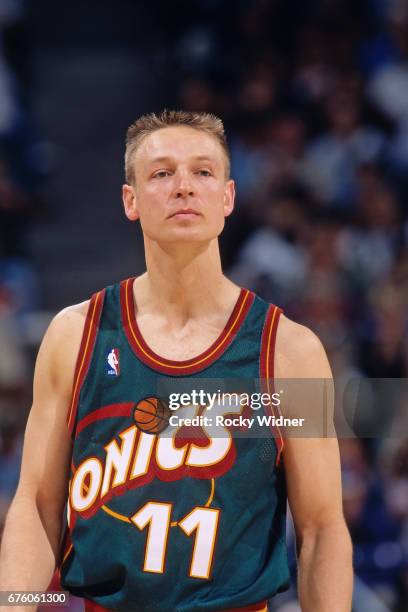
left=0, top=0, right=407, bottom=610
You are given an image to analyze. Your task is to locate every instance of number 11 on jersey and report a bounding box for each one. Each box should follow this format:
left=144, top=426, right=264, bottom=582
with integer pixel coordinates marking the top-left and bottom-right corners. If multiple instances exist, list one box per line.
left=131, top=502, right=220, bottom=579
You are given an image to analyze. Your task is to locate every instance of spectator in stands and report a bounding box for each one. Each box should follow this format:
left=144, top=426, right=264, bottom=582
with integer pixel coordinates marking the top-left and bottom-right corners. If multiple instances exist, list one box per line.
left=303, top=79, right=385, bottom=207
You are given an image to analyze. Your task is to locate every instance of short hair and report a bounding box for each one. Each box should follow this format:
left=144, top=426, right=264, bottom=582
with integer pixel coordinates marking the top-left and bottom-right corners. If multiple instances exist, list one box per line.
left=125, top=109, right=230, bottom=184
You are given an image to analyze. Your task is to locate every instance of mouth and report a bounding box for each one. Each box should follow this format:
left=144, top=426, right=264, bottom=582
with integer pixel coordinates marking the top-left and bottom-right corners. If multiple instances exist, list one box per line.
left=167, top=209, right=202, bottom=219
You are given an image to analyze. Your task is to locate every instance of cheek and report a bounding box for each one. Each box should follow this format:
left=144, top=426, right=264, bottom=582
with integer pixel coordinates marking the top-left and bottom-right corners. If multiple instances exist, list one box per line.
left=136, top=187, right=163, bottom=216
left=204, top=184, right=226, bottom=206
left=216, top=192, right=230, bottom=219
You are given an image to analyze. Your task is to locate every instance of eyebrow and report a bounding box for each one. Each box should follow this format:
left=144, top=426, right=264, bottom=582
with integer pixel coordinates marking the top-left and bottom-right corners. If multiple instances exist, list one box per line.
left=148, top=155, right=216, bottom=165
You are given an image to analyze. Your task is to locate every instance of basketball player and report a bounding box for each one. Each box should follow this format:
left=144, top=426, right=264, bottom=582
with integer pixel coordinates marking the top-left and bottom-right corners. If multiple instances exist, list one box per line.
left=0, top=111, right=353, bottom=611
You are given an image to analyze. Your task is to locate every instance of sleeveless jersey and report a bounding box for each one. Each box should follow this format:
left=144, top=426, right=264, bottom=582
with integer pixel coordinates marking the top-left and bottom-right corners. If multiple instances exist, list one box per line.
left=59, top=278, right=290, bottom=612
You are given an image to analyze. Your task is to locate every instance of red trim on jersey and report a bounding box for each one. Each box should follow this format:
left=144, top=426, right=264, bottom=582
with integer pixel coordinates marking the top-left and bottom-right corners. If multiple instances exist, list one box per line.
left=120, top=278, right=254, bottom=375
left=260, top=304, right=284, bottom=465
left=75, top=402, right=135, bottom=437
left=226, top=604, right=268, bottom=612
left=84, top=603, right=110, bottom=612
left=67, top=289, right=105, bottom=436
left=59, top=525, right=73, bottom=570
left=84, top=600, right=268, bottom=612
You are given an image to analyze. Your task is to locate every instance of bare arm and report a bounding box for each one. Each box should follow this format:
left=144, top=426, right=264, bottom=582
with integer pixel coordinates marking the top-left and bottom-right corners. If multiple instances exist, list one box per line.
left=0, top=302, right=88, bottom=604
left=276, top=316, right=353, bottom=612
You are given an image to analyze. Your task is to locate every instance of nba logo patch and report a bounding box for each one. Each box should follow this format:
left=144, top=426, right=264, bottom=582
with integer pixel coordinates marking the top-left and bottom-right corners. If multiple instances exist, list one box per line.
left=107, top=348, right=120, bottom=376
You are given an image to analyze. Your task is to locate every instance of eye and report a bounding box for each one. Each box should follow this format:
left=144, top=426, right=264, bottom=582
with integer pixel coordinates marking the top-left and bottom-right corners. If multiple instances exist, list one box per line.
left=196, top=169, right=212, bottom=177
left=152, top=170, right=171, bottom=179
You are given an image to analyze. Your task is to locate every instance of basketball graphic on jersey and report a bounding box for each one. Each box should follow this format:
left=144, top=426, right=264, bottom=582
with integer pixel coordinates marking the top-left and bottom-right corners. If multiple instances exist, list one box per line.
left=133, top=396, right=170, bottom=434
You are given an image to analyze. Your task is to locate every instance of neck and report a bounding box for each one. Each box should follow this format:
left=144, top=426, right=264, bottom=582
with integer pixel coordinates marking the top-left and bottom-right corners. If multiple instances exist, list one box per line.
left=134, top=239, right=239, bottom=321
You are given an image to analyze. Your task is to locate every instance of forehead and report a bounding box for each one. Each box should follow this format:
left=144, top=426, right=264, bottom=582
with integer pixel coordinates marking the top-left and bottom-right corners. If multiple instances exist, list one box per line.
left=134, top=126, right=225, bottom=167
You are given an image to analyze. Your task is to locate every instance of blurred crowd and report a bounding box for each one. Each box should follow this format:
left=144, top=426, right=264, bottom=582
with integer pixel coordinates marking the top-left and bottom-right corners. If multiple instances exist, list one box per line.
left=0, top=0, right=48, bottom=584
left=1, top=0, right=408, bottom=610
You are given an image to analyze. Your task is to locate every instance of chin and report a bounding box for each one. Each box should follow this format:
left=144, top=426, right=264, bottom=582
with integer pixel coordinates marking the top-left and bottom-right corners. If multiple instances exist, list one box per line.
left=147, top=226, right=221, bottom=243
left=164, top=230, right=216, bottom=243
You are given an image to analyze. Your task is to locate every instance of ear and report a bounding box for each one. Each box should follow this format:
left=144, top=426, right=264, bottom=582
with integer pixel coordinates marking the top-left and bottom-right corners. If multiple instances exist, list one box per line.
left=223, top=179, right=235, bottom=218
left=122, top=184, right=139, bottom=221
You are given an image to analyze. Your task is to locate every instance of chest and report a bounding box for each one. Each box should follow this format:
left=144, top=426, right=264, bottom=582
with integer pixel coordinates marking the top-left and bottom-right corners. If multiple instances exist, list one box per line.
left=135, top=315, right=223, bottom=361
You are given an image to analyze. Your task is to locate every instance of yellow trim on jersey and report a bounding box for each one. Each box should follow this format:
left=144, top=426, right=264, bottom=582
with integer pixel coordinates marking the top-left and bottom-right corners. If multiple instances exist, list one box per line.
left=170, top=478, right=215, bottom=527
left=78, top=477, right=215, bottom=525
left=266, top=306, right=277, bottom=381
left=265, top=307, right=283, bottom=453
left=125, top=278, right=250, bottom=369
left=62, top=542, right=73, bottom=564
left=67, top=292, right=101, bottom=427
left=101, top=503, right=132, bottom=523
left=205, top=477, right=215, bottom=507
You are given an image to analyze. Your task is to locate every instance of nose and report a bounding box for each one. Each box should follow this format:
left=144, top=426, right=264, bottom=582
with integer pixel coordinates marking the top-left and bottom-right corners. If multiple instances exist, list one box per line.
left=174, top=170, right=194, bottom=198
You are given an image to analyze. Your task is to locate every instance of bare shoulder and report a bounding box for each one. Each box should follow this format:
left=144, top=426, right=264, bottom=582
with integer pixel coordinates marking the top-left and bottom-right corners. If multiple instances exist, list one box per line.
left=14, top=299, right=92, bottom=505
left=36, top=300, right=91, bottom=392
left=275, top=314, right=332, bottom=378
left=45, top=300, right=90, bottom=347
left=52, top=299, right=90, bottom=331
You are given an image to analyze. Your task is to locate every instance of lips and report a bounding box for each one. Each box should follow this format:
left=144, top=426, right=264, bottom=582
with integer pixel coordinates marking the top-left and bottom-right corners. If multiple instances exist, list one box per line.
left=168, top=209, right=202, bottom=219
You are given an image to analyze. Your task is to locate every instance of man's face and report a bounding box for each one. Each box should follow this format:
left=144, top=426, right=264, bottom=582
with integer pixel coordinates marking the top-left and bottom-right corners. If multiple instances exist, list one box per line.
left=122, top=126, right=235, bottom=244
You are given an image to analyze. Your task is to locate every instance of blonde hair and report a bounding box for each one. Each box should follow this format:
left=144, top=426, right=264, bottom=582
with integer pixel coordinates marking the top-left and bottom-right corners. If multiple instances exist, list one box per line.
left=125, top=109, right=230, bottom=184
